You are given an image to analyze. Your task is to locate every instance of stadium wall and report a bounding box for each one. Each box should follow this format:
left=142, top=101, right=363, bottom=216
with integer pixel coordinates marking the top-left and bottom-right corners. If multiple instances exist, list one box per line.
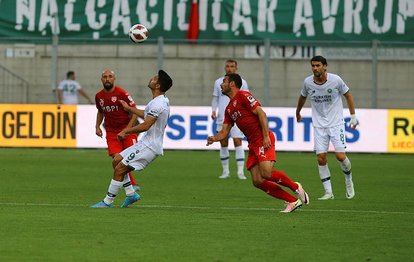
left=0, top=43, right=414, bottom=109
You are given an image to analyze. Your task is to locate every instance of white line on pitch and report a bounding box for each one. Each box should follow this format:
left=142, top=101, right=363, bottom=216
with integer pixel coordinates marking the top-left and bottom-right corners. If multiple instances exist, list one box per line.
left=0, top=202, right=413, bottom=215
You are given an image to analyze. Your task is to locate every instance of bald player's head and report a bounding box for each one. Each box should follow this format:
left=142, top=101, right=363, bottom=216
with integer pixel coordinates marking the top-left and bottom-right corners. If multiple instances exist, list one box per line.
left=101, top=69, right=116, bottom=91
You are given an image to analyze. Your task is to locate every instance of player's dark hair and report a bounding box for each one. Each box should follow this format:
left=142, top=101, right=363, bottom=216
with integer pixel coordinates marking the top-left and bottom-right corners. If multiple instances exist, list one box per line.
left=225, top=73, right=242, bottom=89
left=226, top=59, right=237, bottom=66
left=311, top=56, right=327, bottom=66
left=158, top=70, right=173, bottom=92
left=66, top=71, right=75, bottom=78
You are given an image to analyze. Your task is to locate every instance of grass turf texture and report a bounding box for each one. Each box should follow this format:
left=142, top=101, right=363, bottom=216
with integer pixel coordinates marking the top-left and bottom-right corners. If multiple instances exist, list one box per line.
left=0, top=148, right=413, bottom=261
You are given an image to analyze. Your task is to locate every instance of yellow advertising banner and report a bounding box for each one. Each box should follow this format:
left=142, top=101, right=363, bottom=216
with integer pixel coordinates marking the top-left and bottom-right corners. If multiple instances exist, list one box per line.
left=388, top=110, right=414, bottom=153
left=0, top=104, right=77, bottom=148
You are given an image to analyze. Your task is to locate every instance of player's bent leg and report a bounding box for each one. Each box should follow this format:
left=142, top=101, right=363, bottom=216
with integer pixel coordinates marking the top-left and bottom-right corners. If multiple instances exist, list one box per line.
left=316, top=152, right=334, bottom=199
left=112, top=154, right=124, bottom=170
left=335, top=153, right=355, bottom=199
left=113, top=161, right=131, bottom=182
left=90, top=179, right=124, bottom=208
left=250, top=165, right=264, bottom=187
left=251, top=165, right=302, bottom=212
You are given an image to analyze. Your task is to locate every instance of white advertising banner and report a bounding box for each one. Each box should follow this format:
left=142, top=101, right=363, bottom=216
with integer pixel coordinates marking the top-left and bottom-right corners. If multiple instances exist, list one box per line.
left=75, top=106, right=389, bottom=153
left=76, top=105, right=108, bottom=149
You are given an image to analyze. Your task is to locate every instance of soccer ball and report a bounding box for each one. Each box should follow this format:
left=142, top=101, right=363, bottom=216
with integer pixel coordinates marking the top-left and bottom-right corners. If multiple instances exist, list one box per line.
left=129, top=24, right=149, bottom=43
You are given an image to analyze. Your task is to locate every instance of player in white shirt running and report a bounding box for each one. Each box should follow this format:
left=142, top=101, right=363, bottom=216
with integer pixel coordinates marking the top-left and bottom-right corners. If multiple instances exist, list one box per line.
left=91, top=70, right=173, bottom=208
left=211, top=59, right=248, bottom=180
left=296, top=56, right=358, bottom=200
left=57, top=71, right=93, bottom=104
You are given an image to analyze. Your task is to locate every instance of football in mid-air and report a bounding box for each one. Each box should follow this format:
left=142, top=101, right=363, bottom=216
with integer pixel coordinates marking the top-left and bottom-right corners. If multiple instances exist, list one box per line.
left=129, top=24, right=148, bottom=43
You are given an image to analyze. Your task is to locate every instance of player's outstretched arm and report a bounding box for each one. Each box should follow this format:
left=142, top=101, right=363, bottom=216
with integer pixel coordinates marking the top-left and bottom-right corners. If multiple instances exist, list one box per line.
left=253, top=106, right=271, bottom=149
left=207, top=123, right=231, bottom=146
left=211, top=96, right=219, bottom=120
left=120, top=100, right=144, bottom=118
left=95, top=111, right=104, bottom=137
left=344, top=91, right=359, bottom=129
left=296, top=95, right=307, bottom=122
left=118, top=116, right=156, bottom=140
left=79, top=89, right=93, bottom=104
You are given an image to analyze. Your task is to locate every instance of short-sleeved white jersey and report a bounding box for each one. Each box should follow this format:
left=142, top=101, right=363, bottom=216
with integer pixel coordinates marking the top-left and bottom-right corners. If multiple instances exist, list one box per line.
left=139, top=94, right=170, bottom=155
left=58, top=79, right=82, bottom=104
left=301, top=73, right=349, bottom=128
left=212, top=76, right=248, bottom=124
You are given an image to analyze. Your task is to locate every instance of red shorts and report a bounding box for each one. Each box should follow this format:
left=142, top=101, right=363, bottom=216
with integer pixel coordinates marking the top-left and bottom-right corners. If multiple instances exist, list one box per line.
left=106, top=132, right=138, bottom=156
left=246, top=131, right=277, bottom=170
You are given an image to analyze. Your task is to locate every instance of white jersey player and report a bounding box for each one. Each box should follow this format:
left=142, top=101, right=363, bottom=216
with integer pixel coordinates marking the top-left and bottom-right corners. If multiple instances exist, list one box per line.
left=211, top=59, right=248, bottom=180
left=91, top=70, right=173, bottom=208
left=121, top=94, right=170, bottom=162
left=296, top=56, right=358, bottom=201
left=57, top=71, right=93, bottom=104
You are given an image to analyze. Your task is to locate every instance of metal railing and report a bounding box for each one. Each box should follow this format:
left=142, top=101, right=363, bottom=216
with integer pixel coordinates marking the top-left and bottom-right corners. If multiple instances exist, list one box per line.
left=0, top=64, right=29, bottom=103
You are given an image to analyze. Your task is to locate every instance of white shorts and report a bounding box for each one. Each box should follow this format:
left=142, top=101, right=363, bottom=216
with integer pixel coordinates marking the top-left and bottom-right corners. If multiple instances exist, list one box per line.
left=313, top=124, right=347, bottom=154
left=120, top=142, right=158, bottom=171
left=216, top=123, right=245, bottom=139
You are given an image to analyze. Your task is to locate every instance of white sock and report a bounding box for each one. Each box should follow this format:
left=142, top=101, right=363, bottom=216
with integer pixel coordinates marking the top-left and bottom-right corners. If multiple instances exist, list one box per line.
left=220, top=147, right=230, bottom=174
left=338, top=157, right=353, bottom=181
left=235, top=145, right=245, bottom=175
left=122, top=174, right=135, bottom=196
left=318, top=165, right=333, bottom=194
left=103, top=179, right=123, bottom=205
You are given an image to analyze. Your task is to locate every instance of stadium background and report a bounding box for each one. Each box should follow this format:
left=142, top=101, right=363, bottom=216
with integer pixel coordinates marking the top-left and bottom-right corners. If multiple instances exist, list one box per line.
left=0, top=0, right=413, bottom=153
left=0, top=2, right=413, bottom=261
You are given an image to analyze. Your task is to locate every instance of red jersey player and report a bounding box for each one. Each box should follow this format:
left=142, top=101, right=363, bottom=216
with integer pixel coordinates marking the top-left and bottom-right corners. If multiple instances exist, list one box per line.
left=207, top=73, right=310, bottom=213
left=95, top=69, right=140, bottom=191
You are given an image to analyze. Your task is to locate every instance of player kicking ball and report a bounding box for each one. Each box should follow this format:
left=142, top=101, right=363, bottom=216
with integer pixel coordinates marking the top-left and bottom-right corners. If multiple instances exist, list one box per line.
left=207, top=73, right=309, bottom=213
left=91, top=70, right=173, bottom=208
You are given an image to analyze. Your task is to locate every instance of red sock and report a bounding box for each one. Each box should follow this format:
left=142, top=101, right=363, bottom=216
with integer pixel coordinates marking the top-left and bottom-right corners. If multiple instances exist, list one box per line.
left=128, top=172, right=138, bottom=186
left=270, top=170, right=298, bottom=191
left=258, top=180, right=297, bottom=203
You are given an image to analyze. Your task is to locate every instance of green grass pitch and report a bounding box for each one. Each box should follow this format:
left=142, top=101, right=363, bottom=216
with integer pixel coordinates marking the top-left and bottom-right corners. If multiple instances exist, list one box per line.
left=0, top=148, right=413, bottom=261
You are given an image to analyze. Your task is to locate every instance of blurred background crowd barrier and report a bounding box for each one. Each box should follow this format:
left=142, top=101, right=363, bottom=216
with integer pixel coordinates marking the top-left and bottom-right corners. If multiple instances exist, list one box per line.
left=1, top=39, right=413, bottom=109
left=1, top=0, right=413, bottom=108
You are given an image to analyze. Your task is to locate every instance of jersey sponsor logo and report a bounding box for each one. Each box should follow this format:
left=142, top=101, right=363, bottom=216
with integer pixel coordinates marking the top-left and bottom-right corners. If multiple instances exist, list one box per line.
left=111, top=96, right=117, bottom=103
left=230, top=110, right=241, bottom=121
left=313, top=95, right=332, bottom=103
left=100, top=105, right=119, bottom=112
left=247, top=95, right=257, bottom=107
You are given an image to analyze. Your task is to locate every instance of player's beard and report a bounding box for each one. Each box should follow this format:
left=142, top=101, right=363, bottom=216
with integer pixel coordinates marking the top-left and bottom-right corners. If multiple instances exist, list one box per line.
left=313, top=71, right=321, bottom=78
left=103, top=82, right=113, bottom=91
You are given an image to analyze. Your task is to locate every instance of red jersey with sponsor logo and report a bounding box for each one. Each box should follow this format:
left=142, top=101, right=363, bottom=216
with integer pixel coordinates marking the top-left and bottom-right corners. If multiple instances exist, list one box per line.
left=95, top=86, right=136, bottom=133
left=224, top=90, right=262, bottom=144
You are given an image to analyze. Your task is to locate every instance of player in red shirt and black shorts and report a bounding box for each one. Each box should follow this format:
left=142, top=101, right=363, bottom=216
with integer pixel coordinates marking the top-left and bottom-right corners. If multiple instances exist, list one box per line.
left=95, top=69, right=140, bottom=190
left=207, top=73, right=310, bottom=213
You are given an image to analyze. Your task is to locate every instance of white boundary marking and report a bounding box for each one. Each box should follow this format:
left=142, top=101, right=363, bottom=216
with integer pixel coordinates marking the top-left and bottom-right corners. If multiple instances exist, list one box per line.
left=1, top=202, right=413, bottom=215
